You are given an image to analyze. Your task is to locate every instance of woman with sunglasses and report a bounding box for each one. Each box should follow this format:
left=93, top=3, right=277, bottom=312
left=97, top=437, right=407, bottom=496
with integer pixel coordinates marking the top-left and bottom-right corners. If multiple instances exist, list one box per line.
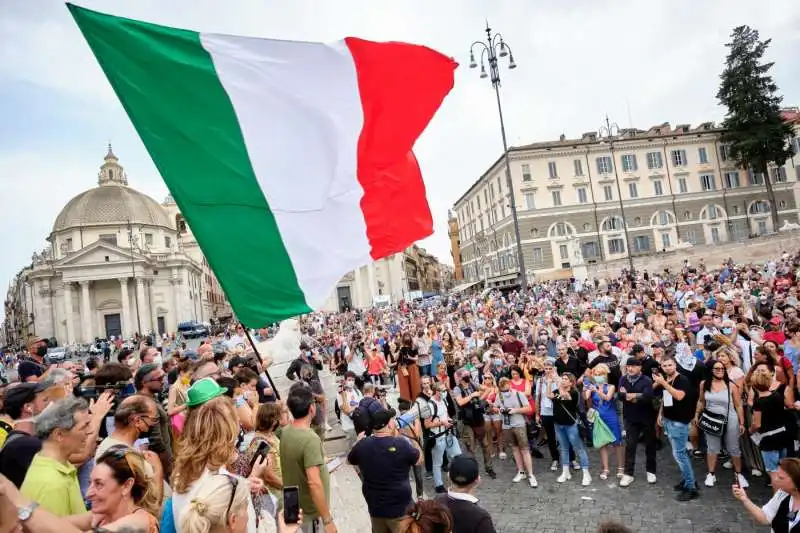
left=695, top=360, right=747, bottom=488
left=181, top=472, right=302, bottom=533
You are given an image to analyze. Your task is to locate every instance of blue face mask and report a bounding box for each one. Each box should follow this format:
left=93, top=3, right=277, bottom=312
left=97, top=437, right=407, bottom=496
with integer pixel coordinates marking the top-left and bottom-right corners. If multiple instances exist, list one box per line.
left=722, top=327, right=733, bottom=335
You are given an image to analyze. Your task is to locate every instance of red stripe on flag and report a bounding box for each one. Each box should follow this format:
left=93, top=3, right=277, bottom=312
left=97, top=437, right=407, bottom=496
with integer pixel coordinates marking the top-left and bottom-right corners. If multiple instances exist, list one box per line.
left=344, top=37, right=457, bottom=259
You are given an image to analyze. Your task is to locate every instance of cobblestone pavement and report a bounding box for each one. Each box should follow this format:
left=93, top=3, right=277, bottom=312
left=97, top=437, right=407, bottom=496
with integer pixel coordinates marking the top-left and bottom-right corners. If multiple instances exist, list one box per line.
left=434, top=443, right=772, bottom=533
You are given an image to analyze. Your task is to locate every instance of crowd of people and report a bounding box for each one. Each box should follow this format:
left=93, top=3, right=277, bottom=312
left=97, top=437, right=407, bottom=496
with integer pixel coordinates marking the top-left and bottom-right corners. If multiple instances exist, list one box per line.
left=2, top=250, right=800, bottom=533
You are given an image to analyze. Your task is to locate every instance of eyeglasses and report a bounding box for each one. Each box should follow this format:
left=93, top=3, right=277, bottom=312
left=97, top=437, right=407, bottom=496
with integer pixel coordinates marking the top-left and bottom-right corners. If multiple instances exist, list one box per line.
left=713, top=366, right=725, bottom=372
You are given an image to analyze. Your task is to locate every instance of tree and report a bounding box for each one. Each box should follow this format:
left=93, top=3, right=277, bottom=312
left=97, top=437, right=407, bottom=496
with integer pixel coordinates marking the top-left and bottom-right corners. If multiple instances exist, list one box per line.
left=717, top=25, right=794, bottom=232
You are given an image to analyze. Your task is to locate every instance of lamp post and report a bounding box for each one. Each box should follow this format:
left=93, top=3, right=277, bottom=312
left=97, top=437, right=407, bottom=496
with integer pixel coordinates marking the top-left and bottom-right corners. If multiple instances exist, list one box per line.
left=126, top=220, right=143, bottom=335
left=598, top=115, right=635, bottom=274
left=469, top=22, right=527, bottom=292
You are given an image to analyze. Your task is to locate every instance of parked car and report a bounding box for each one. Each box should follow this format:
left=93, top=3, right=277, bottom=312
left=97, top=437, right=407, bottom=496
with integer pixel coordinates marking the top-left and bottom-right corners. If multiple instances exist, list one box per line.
left=44, top=347, right=67, bottom=365
left=177, top=321, right=209, bottom=339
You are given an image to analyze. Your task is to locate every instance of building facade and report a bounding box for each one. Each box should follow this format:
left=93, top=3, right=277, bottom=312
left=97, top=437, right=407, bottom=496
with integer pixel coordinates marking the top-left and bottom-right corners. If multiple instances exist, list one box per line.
left=448, top=211, right=464, bottom=281
left=3, top=148, right=232, bottom=348
left=453, top=117, right=800, bottom=285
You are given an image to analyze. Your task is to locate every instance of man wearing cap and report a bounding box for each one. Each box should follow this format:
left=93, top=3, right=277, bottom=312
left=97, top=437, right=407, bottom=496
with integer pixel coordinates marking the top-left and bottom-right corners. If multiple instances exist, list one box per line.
left=437, top=453, right=497, bottom=533
left=0, top=382, right=52, bottom=487
left=348, top=407, right=421, bottom=533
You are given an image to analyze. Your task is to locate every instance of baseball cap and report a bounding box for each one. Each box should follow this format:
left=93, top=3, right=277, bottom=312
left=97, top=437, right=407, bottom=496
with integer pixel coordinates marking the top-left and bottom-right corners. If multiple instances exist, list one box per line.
left=18, top=361, right=44, bottom=382
left=449, top=453, right=480, bottom=486
left=626, top=357, right=644, bottom=367
left=370, top=407, right=396, bottom=431
left=186, top=377, right=228, bottom=407
left=3, top=382, right=50, bottom=417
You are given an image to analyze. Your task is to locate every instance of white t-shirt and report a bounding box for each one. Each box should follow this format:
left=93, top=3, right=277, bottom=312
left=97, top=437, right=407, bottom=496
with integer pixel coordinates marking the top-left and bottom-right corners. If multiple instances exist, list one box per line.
left=761, top=490, right=800, bottom=532
left=338, top=388, right=363, bottom=432
left=172, top=468, right=257, bottom=533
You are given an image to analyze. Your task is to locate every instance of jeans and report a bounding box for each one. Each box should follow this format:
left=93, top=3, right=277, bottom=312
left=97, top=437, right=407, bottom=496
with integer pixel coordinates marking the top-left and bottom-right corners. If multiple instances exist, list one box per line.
left=554, top=423, right=589, bottom=469
left=663, top=419, right=696, bottom=489
left=419, top=364, right=433, bottom=377
left=541, top=415, right=575, bottom=463
left=432, top=432, right=462, bottom=487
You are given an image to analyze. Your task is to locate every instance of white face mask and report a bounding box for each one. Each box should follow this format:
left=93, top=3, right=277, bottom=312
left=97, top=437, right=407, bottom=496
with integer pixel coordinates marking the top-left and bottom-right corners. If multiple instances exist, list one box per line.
left=152, top=355, right=163, bottom=366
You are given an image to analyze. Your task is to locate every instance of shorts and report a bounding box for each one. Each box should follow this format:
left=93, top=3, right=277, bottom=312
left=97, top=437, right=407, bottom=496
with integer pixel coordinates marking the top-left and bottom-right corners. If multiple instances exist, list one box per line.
left=502, top=426, right=528, bottom=449
left=762, top=449, right=787, bottom=473
left=485, top=413, right=502, bottom=423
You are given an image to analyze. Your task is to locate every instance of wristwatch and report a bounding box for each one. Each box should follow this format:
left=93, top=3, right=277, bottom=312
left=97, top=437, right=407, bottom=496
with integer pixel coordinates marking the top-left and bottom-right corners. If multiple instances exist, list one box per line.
left=322, top=516, right=334, bottom=526
left=18, top=501, right=39, bottom=522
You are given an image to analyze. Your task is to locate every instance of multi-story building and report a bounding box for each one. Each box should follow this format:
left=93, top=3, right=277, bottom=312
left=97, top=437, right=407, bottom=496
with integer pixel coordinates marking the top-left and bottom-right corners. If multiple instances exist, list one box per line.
left=454, top=115, right=800, bottom=285
left=448, top=210, right=464, bottom=281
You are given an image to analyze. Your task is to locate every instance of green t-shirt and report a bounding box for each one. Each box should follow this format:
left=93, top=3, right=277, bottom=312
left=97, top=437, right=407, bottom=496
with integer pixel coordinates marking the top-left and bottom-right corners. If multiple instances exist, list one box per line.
left=279, top=425, right=329, bottom=520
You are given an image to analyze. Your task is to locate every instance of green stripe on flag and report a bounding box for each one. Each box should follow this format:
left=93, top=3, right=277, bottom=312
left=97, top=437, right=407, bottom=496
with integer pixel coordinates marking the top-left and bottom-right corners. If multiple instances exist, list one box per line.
left=68, top=4, right=312, bottom=326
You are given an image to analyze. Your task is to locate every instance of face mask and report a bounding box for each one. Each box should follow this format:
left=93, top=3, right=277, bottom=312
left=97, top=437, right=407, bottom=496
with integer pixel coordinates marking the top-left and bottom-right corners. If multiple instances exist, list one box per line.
left=660, top=335, right=671, bottom=343
left=722, top=327, right=733, bottom=335
left=35, top=345, right=48, bottom=358
left=593, top=375, right=607, bottom=384
left=152, top=355, right=163, bottom=366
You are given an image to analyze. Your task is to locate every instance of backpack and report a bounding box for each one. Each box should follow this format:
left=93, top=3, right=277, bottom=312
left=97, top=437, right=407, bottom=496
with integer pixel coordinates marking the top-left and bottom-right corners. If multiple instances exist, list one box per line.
left=352, top=397, right=380, bottom=436
left=458, top=386, right=485, bottom=427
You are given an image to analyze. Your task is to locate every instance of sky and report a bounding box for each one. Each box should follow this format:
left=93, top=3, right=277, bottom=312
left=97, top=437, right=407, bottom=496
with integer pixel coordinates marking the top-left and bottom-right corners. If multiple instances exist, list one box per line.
left=1, top=0, right=799, bottom=303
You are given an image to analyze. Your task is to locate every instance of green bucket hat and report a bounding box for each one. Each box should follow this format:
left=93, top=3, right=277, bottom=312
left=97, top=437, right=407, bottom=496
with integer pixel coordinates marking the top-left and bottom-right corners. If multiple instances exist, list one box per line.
left=186, top=377, right=227, bottom=407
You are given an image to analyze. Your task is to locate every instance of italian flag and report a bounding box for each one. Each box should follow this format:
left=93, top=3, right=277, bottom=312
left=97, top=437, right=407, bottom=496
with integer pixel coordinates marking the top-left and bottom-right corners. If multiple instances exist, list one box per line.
left=68, top=4, right=456, bottom=327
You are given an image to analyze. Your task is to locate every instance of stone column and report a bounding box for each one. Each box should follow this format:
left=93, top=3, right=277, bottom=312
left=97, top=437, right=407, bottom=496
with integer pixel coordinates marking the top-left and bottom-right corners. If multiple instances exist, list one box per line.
left=172, top=268, right=183, bottom=328
left=118, top=278, right=130, bottom=338
left=80, top=281, right=92, bottom=343
left=63, top=282, right=75, bottom=345
left=366, top=263, right=377, bottom=300
left=136, top=278, right=149, bottom=335
left=353, top=266, right=364, bottom=308
left=149, top=281, right=159, bottom=335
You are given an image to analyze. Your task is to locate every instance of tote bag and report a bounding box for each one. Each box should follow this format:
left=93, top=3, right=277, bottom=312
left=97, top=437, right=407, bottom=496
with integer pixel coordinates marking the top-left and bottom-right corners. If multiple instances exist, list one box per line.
left=592, top=415, right=617, bottom=448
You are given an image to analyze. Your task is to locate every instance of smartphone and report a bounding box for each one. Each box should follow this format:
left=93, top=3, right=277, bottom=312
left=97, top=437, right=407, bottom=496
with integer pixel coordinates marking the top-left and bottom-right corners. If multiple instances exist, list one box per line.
left=249, top=441, right=271, bottom=470
left=283, top=486, right=301, bottom=524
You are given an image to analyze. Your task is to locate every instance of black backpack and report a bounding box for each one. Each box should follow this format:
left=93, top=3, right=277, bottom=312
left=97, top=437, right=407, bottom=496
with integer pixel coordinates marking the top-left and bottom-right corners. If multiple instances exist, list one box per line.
left=458, top=386, right=485, bottom=427
left=352, top=397, right=379, bottom=436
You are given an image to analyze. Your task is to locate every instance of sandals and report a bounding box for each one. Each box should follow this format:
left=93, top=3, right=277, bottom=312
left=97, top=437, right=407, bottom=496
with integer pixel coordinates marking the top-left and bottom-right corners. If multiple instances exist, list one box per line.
left=616, top=467, right=625, bottom=478
left=600, top=469, right=609, bottom=480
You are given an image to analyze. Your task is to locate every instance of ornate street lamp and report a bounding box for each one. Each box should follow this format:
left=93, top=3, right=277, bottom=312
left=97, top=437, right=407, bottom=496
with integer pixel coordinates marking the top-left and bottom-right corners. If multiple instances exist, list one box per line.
left=598, top=115, right=635, bottom=274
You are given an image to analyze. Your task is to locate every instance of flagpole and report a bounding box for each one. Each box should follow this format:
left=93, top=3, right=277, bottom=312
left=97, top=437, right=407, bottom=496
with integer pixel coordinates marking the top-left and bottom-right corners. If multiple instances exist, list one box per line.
left=242, top=327, right=280, bottom=400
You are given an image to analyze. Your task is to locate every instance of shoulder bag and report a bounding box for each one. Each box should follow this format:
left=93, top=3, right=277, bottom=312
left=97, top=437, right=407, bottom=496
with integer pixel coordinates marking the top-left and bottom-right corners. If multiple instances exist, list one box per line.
left=698, top=383, right=729, bottom=437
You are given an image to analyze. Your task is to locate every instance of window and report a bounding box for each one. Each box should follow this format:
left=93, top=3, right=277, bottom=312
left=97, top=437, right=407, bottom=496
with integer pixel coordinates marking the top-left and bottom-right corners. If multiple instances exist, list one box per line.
left=706, top=205, right=720, bottom=220
left=583, top=223, right=591, bottom=232
left=621, top=154, right=638, bottom=172
left=750, top=170, right=764, bottom=186
left=780, top=201, right=787, bottom=209
left=99, top=234, right=117, bottom=245
left=720, top=144, right=732, bottom=161
left=750, top=200, right=770, bottom=215
left=710, top=226, right=722, bottom=244
left=583, top=241, right=600, bottom=258
left=548, top=161, right=558, bottom=179
left=771, top=167, right=788, bottom=183
left=521, top=164, right=532, bottom=182
left=657, top=211, right=671, bottom=226
left=683, top=210, right=692, bottom=220
left=646, top=151, right=663, bottom=169
left=602, top=217, right=624, bottom=231
left=724, top=171, right=740, bottom=188
left=698, top=147, right=708, bottom=164
left=700, top=174, right=716, bottom=191
left=634, top=235, right=650, bottom=252
left=661, top=232, right=671, bottom=249
left=677, top=177, right=688, bottom=193
left=577, top=187, right=588, bottom=204
left=530, top=228, right=539, bottom=238
left=489, top=182, right=495, bottom=199
left=553, top=222, right=570, bottom=237
left=497, top=177, right=502, bottom=193
left=685, top=229, right=697, bottom=244
left=756, top=220, right=768, bottom=236
left=608, top=238, right=626, bottom=254
left=654, top=180, right=664, bottom=196
left=596, top=156, right=612, bottom=174
left=165, top=236, right=172, bottom=249
left=628, top=182, right=638, bottom=198
left=65, top=238, right=73, bottom=251
left=573, top=159, right=584, bottom=176
left=532, top=247, right=544, bottom=265
left=671, top=149, right=687, bottom=167
left=559, top=244, right=569, bottom=260
left=733, top=205, right=740, bottom=215
left=524, top=193, right=535, bottom=210
left=483, top=190, right=488, bottom=205
left=476, top=196, right=481, bottom=210
left=793, top=137, right=800, bottom=154
left=603, top=185, right=613, bottom=201
left=552, top=190, right=562, bottom=206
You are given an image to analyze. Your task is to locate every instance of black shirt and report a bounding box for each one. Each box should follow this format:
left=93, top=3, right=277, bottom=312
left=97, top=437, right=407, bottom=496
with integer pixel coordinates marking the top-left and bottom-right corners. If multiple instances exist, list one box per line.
left=0, top=430, right=41, bottom=487
left=656, top=374, right=694, bottom=424
left=753, top=386, right=789, bottom=451
left=553, top=389, right=580, bottom=426
left=437, top=494, right=497, bottom=533
left=555, top=356, right=583, bottom=378
left=588, top=354, right=621, bottom=387
left=347, top=435, right=419, bottom=518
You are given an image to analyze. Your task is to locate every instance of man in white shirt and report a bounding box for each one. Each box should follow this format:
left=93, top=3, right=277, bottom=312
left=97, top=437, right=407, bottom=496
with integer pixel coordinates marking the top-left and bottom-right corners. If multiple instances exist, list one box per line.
left=337, top=372, right=363, bottom=446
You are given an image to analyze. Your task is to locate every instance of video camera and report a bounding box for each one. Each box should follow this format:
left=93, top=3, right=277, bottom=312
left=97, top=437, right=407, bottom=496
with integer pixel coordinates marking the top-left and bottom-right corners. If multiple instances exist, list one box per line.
left=73, top=381, right=136, bottom=413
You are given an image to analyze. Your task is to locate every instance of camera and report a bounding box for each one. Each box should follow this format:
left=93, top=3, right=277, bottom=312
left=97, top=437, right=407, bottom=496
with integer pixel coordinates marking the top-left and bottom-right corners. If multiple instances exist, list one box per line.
left=74, top=381, right=135, bottom=413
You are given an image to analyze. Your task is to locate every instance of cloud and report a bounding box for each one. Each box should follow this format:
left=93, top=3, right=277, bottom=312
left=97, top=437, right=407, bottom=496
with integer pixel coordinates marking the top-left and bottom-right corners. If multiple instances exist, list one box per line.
left=1, top=0, right=799, bottom=307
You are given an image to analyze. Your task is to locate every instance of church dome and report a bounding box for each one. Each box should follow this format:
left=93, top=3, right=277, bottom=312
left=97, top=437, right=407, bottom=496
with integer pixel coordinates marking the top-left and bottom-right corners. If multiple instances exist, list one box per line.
left=51, top=146, right=173, bottom=234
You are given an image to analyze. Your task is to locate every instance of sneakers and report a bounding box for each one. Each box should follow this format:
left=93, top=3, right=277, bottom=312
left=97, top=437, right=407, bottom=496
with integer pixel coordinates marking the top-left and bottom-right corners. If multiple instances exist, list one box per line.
left=692, top=449, right=705, bottom=459
left=646, top=472, right=657, bottom=484
left=722, top=460, right=733, bottom=470
left=582, top=470, right=592, bottom=486
left=752, top=469, right=763, bottom=477
left=499, top=452, right=508, bottom=460
left=550, top=460, right=559, bottom=472
left=571, top=460, right=581, bottom=471
left=424, top=471, right=433, bottom=480
left=737, top=473, right=750, bottom=488
left=434, top=485, right=447, bottom=494
left=704, top=473, right=716, bottom=487
left=486, top=469, right=497, bottom=480
left=677, top=487, right=700, bottom=501
left=512, top=471, right=526, bottom=483
left=556, top=469, right=572, bottom=483
left=528, top=475, right=538, bottom=488
left=619, top=474, right=635, bottom=487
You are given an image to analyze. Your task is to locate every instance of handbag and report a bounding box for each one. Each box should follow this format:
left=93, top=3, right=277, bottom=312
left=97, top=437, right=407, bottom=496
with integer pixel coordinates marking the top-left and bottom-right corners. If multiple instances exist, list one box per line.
left=698, top=384, right=730, bottom=437
left=592, top=416, right=617, bottom=448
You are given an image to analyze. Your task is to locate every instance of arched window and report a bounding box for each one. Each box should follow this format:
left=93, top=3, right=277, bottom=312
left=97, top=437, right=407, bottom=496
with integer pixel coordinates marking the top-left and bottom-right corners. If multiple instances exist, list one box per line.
left=651, top=210, right=675, bottom=227
left=530, top=228, right=539, bottom=238
left=601, top=216, right=625, bottom=231
left=700, top=204, right=726, bottom=221
left=749, top=200, right=770, bottom=215
left=548, top=222, right=575, bottom=238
